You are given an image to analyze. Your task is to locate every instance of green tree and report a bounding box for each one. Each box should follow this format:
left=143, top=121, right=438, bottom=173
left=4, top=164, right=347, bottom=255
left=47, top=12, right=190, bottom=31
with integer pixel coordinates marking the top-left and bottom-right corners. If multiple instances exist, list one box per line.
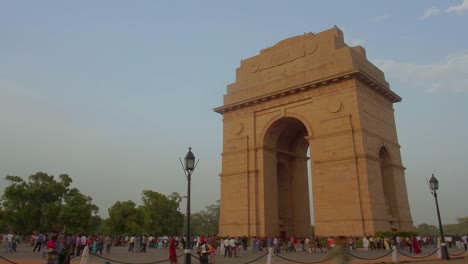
left=414, top=218, right=468, bottom=236
left=105, top=191, right=184, bottom=235
left=107, top=200, right=143, bottom=235
left=443, top=216, right=468, bottom=235
left=87, top=214, right=103, bottom=234
left=58, top=188, right=99, bottom=233
left=141, top=190, right=184, bottom=235
left=190, top=200, right=219, bottom=236
left=1, top=172, right=99, bottom=234
left=414, top=223, right=439, bottom=236
left=456, top=216, right=468, bottom=233
left=0, top=206, right=8, bottom=232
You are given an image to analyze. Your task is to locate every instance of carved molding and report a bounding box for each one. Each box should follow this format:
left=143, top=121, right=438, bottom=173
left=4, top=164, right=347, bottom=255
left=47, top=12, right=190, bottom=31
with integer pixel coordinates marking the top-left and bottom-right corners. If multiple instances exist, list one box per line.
left=214, top=71, right=401, bottom=115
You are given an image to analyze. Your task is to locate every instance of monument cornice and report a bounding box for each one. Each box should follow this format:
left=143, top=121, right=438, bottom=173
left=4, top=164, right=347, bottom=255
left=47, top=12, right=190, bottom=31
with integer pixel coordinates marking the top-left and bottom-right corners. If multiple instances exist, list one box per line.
left=214, top=70, right=401, bottom=114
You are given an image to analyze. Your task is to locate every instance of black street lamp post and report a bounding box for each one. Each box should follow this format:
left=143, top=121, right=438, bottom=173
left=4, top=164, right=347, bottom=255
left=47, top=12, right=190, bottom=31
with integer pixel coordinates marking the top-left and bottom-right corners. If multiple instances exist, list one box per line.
left=429, top=174, right=450, bottom=260
left=181, top=147, right=196, bottom=264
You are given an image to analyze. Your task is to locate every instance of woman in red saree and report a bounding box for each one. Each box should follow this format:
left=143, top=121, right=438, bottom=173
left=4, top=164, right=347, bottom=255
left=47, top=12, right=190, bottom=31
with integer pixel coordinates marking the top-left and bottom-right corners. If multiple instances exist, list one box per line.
left=169, top=236, right=178, bottom=264
left=412, top=236, right=422, bottom=254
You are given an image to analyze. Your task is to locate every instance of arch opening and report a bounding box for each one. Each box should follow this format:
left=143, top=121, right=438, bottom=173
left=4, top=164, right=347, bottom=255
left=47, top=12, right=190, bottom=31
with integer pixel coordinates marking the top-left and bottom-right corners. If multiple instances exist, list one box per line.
left=263, top=117, right=312, bottom=239
left=379, top=147, right=399, bottom=230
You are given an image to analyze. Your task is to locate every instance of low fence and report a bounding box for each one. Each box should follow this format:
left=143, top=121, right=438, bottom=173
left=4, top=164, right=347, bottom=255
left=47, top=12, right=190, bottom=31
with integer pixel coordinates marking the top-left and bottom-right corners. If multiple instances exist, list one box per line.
left=0, top=246, right=466, bottom=264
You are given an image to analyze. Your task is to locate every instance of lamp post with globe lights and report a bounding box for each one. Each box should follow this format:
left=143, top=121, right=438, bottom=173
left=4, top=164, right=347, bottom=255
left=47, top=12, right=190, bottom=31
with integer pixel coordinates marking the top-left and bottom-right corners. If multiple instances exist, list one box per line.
left=429, top=174, right=450, bottom=260
left=180, top=147, right=198, bottom=264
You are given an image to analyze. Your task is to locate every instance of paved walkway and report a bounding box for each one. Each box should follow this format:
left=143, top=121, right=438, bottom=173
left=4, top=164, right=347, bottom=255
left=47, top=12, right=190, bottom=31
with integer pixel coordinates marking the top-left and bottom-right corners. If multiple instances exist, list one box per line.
left=1, top=244, right=467, bottom=264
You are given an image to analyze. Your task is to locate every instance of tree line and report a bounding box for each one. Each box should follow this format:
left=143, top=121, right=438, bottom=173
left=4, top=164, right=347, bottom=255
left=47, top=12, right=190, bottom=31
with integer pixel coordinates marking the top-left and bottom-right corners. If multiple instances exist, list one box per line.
left=0, top=172, right=219, bottom=236
left=2, top=172, right=466, bottom=237
left=414, top=218, right=468, bottom=236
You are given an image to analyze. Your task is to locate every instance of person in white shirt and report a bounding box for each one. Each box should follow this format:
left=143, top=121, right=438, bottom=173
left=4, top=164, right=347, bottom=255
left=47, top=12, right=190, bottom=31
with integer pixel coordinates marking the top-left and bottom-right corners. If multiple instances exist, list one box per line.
left=223, top=236, right=231, bottom=257
left=462, top=235, right=467, bottom=251
left=6, top=232, right=14, bottom=253
left=81, top=235, right=87, bottom=247
left=149, top=236, right=154, bottom=248
left=362, top=237, right=369, bottom=251
left=305, top=237, right=311, bottom=253
left=229, top=237, right=237, bottom=257
left=219, top=236, right=225, bottom=256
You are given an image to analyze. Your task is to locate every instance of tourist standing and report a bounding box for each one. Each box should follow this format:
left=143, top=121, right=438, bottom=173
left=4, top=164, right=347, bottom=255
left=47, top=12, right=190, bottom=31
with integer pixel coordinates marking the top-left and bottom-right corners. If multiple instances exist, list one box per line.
left=326, top=236, right=335, bottom=250
left=406, top=236, right=413, bottom=253
left=369, top=236, right=375, bottom=250
left=33, top=232, right=45, bottom=252
left=128, top=235, right=135, bottom=252
left=105, top=236, right=112, bottom=253
left=289, top=236, right=297, bottom=252
left=462, top=234, right=468, bottom=251
left=169, top=236, right=178, bottom=264
left=242, top=236, right=248, bottom=251
left=45, top=234, right=62, bottom=264
left=75, top=235, right=81, bottom=256
left=347, top=237, right=355, bottom=251
left=96, top=237, right=104, bottom=255
left=305, top=236, right=311, bottom=253
left=362, top=236, right=369, bottom=251
left=229, top=237, right=237, bottom=257
left=80, top=234, right=87, bottom=255
left=60, top=235, right=75, bottom=264
left=141, top=235, right=148, bottom=252
left=6, top=231, right=14, bottom=253
left=208, top=244, right=216, bottom=264
left=273, top=237, right=280, bottom=254
left=223, top=236, right=231, bottom=257
left=12, top=232, right=20, bottom=252
left=412, top=236, right=422, bottom=254
left=300, top=236, right=306, bottom=252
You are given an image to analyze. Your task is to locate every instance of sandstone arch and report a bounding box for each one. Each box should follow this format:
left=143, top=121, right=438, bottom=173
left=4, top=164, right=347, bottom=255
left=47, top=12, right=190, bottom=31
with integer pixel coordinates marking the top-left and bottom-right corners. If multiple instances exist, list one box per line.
left=214, top=27, right=413, bottom=237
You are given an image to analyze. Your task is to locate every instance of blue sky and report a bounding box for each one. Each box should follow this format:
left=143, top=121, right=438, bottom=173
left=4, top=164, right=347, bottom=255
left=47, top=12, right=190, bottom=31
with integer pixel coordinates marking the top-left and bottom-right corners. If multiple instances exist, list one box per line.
left=1, top=1, right=467, bottom=227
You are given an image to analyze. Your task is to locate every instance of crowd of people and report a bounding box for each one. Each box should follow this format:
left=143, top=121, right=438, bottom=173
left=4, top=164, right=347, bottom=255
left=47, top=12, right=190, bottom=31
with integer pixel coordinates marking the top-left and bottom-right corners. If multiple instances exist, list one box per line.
left=1, top=231, right=467, bottom=264
left=1, top=231, right=74, bottom=264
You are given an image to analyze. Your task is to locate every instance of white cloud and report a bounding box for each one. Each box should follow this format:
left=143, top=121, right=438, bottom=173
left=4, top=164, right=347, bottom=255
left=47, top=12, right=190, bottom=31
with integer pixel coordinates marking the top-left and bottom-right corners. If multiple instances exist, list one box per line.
left=375, top=50, right=468, bottom=93
left=421, top=0, right=468, bottom=19
left=421, top=6, right=441, bottom=20
left=446, top=0, right=468, bottom=15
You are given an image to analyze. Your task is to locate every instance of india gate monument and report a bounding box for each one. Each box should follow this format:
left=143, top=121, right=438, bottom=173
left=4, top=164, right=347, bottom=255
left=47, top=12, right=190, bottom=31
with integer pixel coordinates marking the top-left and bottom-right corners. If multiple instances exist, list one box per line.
left=214, top=27, right=413, bottom=237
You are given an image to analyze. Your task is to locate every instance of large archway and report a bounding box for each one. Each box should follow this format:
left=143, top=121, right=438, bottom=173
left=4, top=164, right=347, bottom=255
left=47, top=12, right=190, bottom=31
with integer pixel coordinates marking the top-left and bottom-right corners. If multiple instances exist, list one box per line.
left=215, top=27, right=413, bottom=237
left=262, top=117, right=311, bottom=239
left=379, top=147, right=400, bottom=230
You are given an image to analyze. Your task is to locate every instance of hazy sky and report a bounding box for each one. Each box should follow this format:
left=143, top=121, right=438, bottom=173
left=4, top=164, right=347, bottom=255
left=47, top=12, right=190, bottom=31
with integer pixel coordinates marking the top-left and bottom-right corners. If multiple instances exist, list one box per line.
left=1, top=1, right=467, bottom=227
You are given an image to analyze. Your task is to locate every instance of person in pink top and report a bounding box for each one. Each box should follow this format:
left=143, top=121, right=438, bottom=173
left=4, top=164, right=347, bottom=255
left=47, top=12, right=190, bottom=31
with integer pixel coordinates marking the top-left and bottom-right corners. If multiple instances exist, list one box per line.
left=75, top=235, right=81, bottom=256
left=289, top=236, right=296, bottom=252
